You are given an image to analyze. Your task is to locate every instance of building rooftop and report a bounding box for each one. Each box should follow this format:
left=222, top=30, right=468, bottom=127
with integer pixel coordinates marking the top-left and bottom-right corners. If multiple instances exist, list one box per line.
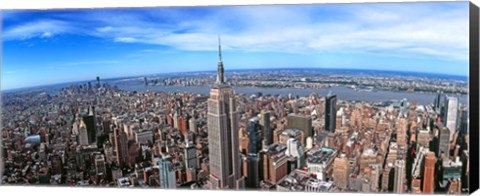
left=307, top=147, right=336, bottom=164
left=277, top=169, right=333, bottom=192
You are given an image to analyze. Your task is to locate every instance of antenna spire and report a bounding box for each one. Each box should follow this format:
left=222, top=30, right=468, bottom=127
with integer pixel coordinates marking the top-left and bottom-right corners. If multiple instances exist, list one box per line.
left=216, top=35, right=225, bottom=84
left=218, top=35, right=222, bottom=62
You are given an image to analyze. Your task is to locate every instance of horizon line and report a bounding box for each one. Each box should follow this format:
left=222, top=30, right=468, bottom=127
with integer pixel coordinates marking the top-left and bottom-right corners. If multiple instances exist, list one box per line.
left=1, top=67, right=469, bottom=92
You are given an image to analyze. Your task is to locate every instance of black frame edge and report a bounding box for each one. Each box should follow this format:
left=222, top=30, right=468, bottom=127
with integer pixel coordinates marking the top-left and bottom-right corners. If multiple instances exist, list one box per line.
left=469, top=1, right=479, bottom=194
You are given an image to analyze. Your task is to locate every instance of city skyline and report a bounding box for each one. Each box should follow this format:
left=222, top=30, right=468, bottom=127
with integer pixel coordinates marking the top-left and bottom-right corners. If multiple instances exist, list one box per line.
left=1, top=20, right=472, bottom=194
left=1, top=2, right=470, bottom=90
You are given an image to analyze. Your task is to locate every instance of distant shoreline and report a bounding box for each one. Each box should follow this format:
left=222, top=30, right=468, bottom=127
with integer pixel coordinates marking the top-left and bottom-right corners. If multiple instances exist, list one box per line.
left=1, top=67, right=468, bottom=93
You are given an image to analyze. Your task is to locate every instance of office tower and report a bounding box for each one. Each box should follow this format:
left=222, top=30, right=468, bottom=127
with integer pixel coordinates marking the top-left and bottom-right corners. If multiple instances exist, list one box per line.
left=423, top=152, right=436, bottom=194
left=78, top=121, right=89, bottom=146
left=369, top=164, right=381, bottom=192
left=51, top=154, right=63, bottom=175
left=393, top=160, right=405, bottom=193
left=82, top=109, right=97, bottom=144
left=306, top=147, right=336, bottom=181
left=397, top=118, right=407, bottom=149
left=156, top=157, right=176, bottom=189
left=144, top=77, right=148, bottom=86
left=207, top=36, right=244, bottom=189
left=443, top=96, right=458, bottom=141
left=260, top=111, right=272, bottom=145
left=173, top=112, right=179, bottom=129
left=333, top=154, right=349, bottom=190
left=417, top=129, right=430, bottom=148
left=286, top=114, right=312, bottom=144
left=285, top=138, right=306, bottom=168
left=325, top=94, right=337, bottom=133
left=94, top=154, right=106, bottom=176
left=459, top=108, right=468, bottom=137
left=246, top=154, right=260, bottom=188
left=436, top=123, right=451, bottom=163
left=399, top=98, right=408, bottom=117
left=184, top=139, right=198, bottom=169
left=434, top=91, right=445, bottom=113
left=114, top=128, right=128, bottom=167
left=189, top=118, right=197, bottom=132
left=443, top=157, right=462, bottom=181
left=262, top=145, right=288, bottom=184
left=134, top=130, right=153, bottom=144
left=248, top=117, right=262, bottom=154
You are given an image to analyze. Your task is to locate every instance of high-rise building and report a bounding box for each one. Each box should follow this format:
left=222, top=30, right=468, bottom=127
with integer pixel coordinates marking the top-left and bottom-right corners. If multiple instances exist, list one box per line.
left=94, top=154, right=106, bottom=176
left=393, top=160, right=405, bottom=193
left=434, top=91, right=445, bottom=113
left=184, top=139, right=198, bottom=169
left=285, top=138, right=305, bottom=168
left=262, top=144, right=288, bottom=184
left=189, top=118, right=197, bottom=133
left=286, top=114, right=312, bottom=144
left=248, top=117, right=262, bottom=154
left=397, top=118, right=407, bottom=149
left=443, top=157, right=462, bottom=181
left=325, top=94, right=337, bottom=133
left=436, top=123, right=451, bottom=163
left=423, top=152, right=436, bottom=193
left=207, top=36, right=244, bottom=189
left=82, top=111, right=97, bottom=144
left=260, top=111, right=272, bottom=145
left=114, top=128, right=128, bottom=167
left=134, top=130, right=153, bottom=144
left=333, top=154, right=349, bottom=190
left=78, top=121, right=89, bottom=146
left=246, top=154, right=260, bottom=188
left=155, top=157, right=176, bottom=189
left=459, top=107, right=468, bottom=137
left=443, top=96, right=458, bottom=142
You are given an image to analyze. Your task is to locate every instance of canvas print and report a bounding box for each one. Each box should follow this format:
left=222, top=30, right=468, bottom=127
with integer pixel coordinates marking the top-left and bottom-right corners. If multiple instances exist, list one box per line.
left=0, top=1, right=474, bottom=194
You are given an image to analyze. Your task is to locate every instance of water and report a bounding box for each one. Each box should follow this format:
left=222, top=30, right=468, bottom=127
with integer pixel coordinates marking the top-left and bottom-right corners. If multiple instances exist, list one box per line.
left=116, top=82, right=468, bottom=105
left=3, top=77, right=468, bottom=106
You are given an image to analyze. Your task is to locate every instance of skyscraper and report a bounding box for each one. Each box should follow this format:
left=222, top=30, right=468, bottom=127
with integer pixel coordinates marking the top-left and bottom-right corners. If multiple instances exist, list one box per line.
left=325, top=94, right=337, bottom=133
left=397, top=118, right=407, bottom=149
left=82, top=107, right=97, bottom=144
left=443, top=96, right=458, bottom=142
left=155, top=157, right=176, bottom=189
left=260, top=111, right=272, bottom=146
left=434, top=91, right=445, bottom=113
left=94, top=153, right=106, bottom=176
left=78, top=121, right=89, bottom=146
left=184, top=139, right=198, bottom=169
left=423, top=152, right=436, bottom=194
left=207, top=36, right=244, bottom=189
left=436, top=123, right=451, bottom=163
left=114, top=127, right=128, bottom=167
left=286, top=114, right=312, bottom=144
left=246, top=154, right=260, bottom=188
left=333, top=154, right=349, bottom=190
left=393, top=160, right=405, bottom=193
left=189, top=118, right=197, bottom=133
left=248, top=117, right=262, bottom=154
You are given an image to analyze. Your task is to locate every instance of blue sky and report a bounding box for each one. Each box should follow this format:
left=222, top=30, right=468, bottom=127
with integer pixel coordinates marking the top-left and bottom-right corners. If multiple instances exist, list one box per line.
left=1, top=2, right=470, bottom=90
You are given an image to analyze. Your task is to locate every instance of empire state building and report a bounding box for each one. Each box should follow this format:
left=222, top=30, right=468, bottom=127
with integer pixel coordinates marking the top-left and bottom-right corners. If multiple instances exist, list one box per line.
left=207, top=36, right=245, bottom=189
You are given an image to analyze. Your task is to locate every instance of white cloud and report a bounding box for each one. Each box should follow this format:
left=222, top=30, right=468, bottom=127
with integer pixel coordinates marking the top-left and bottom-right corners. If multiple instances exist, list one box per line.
left=3, top=3, right=469, bottom=61
left=114, top=37, right=137, bottom=43
left=3, top=19, right=72, bottom=40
